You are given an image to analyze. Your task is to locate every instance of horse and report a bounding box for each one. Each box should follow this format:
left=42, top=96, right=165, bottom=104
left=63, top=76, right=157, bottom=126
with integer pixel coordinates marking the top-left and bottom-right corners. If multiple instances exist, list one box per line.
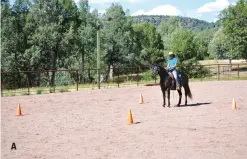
left=151, top=64, right=192, bottom=108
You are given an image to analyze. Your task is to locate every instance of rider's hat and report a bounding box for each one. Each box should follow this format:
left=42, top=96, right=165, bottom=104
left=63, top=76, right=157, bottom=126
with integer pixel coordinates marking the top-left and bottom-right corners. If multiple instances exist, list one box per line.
left=168, top=52, right=175, bottom=56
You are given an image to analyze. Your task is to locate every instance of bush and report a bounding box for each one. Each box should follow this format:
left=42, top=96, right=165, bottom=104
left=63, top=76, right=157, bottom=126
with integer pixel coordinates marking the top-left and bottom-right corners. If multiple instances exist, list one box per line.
left=36, top=89, right=43, bottom=94
left=59, top=88, right=69, bottom=93
left=176, top=58, right=211, bottom=78
left=140, top=70, right=153, bottom=81
left=55, top=71, right=75, bottom=86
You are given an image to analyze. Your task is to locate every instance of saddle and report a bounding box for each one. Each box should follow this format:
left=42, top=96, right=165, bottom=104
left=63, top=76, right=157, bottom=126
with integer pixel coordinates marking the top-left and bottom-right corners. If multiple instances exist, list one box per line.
left=168, top=72, right=182, bottom=90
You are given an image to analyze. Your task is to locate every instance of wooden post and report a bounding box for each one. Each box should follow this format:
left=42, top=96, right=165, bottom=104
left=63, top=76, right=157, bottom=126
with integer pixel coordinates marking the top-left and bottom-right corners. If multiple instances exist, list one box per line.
left=1, top=80, right=4, bottom=97
left=238, top=64, right=240, bottom=78
left=27, top=74, right=30, bottom=95
left=97, top=30, right=100, bottom=89
left=76, top=70, right=79, bottom=91
left=117, top=67, right=120, bottom=88
left=217, top=64, right=220, bottom=80
left=53, top=70, right=56, bottom=93
left=137, top=67, right=139, bottom=86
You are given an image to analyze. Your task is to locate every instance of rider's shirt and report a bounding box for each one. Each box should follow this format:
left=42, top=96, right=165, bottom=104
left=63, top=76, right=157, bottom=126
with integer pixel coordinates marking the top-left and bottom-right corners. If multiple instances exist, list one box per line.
left=168, top=57, right=178, bottom=71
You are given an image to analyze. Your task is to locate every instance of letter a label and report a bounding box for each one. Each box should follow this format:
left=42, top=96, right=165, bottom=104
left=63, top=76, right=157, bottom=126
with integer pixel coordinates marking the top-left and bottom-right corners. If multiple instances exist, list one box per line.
left=11, top=143, right=16, bottom=150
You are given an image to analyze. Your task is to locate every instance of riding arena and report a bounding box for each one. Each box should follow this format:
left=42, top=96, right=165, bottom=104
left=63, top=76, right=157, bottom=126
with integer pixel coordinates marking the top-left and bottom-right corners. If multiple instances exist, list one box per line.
left=1, top=77, right=247, bottom=158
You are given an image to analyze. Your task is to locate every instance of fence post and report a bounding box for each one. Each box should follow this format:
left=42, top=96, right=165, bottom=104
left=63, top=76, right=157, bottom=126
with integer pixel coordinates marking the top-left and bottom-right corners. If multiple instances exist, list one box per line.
left=238, top=64, right=240, bottom=78
left=117, top=67, right=120, bottom=88
left=27, top=75, right=30, bottom=95
left=217, top=64, right=220, bottom=80
left=137, top=67, right=139, bottom=86
left=98, top=68, right=101, bottom=89
left=53, top=70, right=56, bottom=93
left=1, top=80, right=3, bottom=97
left=76, top=70, right=79, bottom=91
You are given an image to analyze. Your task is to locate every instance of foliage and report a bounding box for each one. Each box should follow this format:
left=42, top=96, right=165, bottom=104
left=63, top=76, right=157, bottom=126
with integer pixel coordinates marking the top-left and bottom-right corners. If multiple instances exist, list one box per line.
left=219, top=0, right=247, bottom=59
left=194, top=28, right=217, bottom=60
left=169, top=28, right=197, bottom=62
left=2, top=0, right=245, bottom=90
left=208, top=28, right=230, bottom=59
left=133, top=15, right=220, bottom=31
left=133, top=22, right=164, bottom=64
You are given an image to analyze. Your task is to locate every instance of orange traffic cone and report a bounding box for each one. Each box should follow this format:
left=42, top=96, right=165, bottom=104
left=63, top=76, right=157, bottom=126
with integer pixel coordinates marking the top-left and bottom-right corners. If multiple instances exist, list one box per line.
left=16, top=103, right=22, bottom=116
left=128, top=109, right=134, bottom=125
left=232, top=97, right=237, bottom=110
left=139, top=93, right=144, bottom=104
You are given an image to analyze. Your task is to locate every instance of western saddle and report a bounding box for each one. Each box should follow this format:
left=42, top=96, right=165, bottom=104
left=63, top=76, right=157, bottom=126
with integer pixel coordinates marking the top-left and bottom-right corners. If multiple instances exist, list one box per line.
left=168, top=72, right=181, bottom=90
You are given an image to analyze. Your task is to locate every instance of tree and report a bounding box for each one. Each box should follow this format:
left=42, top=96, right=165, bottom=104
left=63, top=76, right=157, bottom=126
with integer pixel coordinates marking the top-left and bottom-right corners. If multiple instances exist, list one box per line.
left=1, top=0, right=14, bottom=71
left=1, top=0, right=32, bottom=87
left=219, top=0, right=247, bottom=59
left=157, top=17, right=180, bottom=50
left=101, top=4, right=134, bottom=68
left=194, top=28, right=217, bottom=60
left=133, top=22, right=164, bottom=64
left=169, top=28, right=197, bottom=62
left=25, top=0, right=78, bottom=87
left=168, top=27, right=209, bottom=78
left=73, top=0, right=98, bottom=82
left=208, top=28, right=230, bottom=59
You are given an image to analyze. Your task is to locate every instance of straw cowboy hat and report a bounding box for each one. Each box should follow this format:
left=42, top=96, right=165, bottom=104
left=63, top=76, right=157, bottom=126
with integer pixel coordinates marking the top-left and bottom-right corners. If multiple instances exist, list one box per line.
left=168, top=52, right=175, bottom=55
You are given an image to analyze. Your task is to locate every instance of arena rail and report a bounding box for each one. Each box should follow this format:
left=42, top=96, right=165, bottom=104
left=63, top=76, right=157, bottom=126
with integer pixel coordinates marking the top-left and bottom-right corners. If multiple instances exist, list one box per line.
left=1, top=63, right=247, bottom=96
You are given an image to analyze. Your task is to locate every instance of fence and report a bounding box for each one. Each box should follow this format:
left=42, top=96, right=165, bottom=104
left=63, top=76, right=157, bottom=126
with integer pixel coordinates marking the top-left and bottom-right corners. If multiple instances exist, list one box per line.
left=1, top=63, right=247, bottom=96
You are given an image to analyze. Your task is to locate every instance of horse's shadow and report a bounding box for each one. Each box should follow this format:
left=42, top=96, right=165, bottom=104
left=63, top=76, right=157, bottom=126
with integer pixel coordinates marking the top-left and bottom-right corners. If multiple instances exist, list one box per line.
left=179, top=102, right=211, bottom=107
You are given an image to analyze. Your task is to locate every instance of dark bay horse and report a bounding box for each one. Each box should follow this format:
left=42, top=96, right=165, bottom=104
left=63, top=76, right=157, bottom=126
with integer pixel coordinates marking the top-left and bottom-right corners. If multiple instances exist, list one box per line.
left=151, top=65, right=192, bottom=108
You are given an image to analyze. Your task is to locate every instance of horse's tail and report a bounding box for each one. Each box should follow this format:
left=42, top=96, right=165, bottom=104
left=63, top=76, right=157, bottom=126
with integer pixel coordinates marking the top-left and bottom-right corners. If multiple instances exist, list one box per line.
left=182, top=73, right=192, bottom=99
left=184, top=83, right=192, bottom=99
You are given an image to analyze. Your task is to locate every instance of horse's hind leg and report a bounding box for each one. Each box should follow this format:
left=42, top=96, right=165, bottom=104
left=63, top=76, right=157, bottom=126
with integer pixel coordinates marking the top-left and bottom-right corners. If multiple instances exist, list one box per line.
left=184, top=88, right=187, bottom=106
left=177, top=90, right=182, bottom=106
left=167, top=89, right=170, bottom=108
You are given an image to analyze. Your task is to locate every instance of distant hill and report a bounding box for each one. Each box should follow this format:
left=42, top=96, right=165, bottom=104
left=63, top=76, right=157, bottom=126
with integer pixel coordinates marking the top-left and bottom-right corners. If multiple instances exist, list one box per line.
left=132, top=15, right=221, bottom=31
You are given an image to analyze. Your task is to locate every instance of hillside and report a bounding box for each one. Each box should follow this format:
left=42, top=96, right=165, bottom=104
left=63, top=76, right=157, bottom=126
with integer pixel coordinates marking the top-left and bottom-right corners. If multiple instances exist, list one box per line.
left=132, top=15, right=221, bottom=31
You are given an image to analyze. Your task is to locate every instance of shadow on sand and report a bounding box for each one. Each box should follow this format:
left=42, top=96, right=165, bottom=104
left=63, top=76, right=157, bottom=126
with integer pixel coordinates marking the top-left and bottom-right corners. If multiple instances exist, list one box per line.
left=135, top=122, right=141, bottom=124
left=179, top=102, right=211, bottom=107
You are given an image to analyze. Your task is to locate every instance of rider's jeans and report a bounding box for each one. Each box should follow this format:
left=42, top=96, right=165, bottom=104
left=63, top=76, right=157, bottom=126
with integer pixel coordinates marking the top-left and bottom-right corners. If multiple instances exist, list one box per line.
left=172, top=70, right=179, bottom=84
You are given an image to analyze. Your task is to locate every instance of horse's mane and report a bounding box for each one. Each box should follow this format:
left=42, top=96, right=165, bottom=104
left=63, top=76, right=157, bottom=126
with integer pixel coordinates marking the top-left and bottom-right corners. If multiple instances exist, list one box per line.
left=154, top=64, right=169, bottom=76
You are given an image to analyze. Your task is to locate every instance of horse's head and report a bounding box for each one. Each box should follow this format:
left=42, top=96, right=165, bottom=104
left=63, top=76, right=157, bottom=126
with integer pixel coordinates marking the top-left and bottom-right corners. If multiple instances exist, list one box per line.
left=150, top=64, right=161, bottom=77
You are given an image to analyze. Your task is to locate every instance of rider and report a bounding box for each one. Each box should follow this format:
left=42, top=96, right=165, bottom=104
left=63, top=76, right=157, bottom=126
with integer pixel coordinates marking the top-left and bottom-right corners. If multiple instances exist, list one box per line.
left=166, top=52, right=180, bottom=89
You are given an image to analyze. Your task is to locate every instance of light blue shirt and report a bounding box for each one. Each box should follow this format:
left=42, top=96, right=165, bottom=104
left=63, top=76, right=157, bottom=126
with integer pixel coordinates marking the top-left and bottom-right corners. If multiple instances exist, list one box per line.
left=168, top=57, right=178, bottom=71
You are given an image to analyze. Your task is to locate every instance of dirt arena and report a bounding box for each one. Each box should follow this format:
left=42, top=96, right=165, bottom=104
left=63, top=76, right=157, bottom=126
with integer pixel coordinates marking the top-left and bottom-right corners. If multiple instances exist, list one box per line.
left=1, top=80, right=247, bottom=159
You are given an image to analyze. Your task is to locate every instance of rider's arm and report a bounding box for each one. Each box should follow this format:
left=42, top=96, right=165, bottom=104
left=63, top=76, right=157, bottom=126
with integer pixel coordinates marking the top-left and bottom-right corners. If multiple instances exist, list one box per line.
left=172, top=63, right=177, bottom=68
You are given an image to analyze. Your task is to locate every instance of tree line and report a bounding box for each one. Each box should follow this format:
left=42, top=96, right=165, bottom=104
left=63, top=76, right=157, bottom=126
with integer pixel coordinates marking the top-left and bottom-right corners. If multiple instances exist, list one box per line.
left=132, top=15, right=220, bottom=31
left=1, top=0, right=247, bottom=88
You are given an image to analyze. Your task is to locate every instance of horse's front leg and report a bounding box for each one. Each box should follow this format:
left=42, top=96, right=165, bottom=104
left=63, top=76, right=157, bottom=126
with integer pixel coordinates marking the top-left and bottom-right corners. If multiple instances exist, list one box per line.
left=167, top=89, right=171, bottom=107
left=161, top=86, right=166, bottom=107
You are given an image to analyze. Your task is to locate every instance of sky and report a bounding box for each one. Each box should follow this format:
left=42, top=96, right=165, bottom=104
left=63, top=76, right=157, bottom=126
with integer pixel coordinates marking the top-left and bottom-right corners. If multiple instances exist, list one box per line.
left=10, top=0, right=238, bottom=22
